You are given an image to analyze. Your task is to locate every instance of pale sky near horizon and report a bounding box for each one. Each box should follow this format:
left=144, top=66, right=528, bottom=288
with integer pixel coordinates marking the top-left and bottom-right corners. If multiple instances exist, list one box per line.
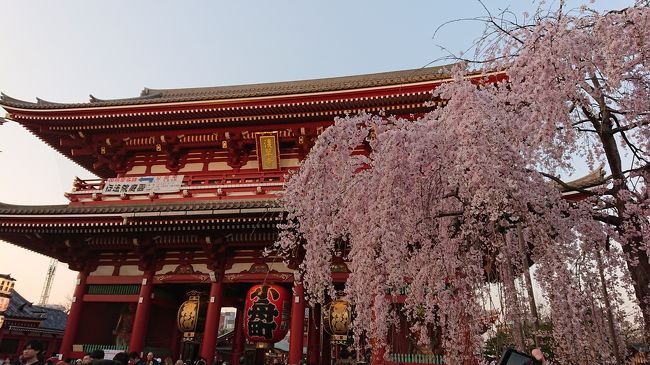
left=0, top=0, right=632, bottom=306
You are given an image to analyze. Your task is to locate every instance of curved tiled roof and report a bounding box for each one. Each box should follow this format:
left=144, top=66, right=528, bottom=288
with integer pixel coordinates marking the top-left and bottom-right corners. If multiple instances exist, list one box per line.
left=35, top=305, right=68, bottom=331
left=142, top=65, right=454, bottom=99
left=0, top=64, right=456, bottom=109
left=4, top=291, right=46, bottom=320
left=0, top=198, right=281, bottom=215
left=3, top=291, right=67, bottom=331
left=555, top=166, right=606, bottom=193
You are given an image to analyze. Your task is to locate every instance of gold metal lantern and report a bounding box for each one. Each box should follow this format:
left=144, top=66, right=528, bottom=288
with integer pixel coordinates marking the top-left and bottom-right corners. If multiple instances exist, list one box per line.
left=177, top=291, right=207, bottom=341
left=323, top=296, right=352, bottom=344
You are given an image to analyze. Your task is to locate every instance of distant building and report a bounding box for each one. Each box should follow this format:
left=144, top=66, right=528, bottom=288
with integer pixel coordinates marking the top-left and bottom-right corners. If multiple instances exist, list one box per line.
left=219, top=311, right=236, bottom=333
left=0, top=274, right=16, bottom=329
left=0, top=275, right=67, bottom=360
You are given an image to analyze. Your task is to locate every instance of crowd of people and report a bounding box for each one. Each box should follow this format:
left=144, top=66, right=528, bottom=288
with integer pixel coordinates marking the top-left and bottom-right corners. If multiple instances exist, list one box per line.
left=0, top=341, right=220, bottom=365
left=2, top=341, right=550, bottom=365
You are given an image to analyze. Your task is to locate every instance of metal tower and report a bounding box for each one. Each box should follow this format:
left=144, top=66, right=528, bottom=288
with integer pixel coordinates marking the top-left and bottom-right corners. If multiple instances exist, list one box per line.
left=38, top=258, right=58, bottom=305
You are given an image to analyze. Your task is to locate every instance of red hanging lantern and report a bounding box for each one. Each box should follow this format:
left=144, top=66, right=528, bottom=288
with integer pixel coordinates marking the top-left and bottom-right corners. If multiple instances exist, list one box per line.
left=244, top=284, right=291, bottom=345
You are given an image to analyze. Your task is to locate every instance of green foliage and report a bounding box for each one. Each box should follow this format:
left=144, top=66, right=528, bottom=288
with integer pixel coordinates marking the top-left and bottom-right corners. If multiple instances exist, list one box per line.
left=483, top=328, right=514, bottom=361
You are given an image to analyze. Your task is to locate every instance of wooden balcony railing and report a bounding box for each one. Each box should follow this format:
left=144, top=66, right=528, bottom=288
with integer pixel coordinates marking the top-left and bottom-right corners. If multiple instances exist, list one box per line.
left=387, top=353, right=445, bottom=365
left=77, top=344, right=127, bottom=353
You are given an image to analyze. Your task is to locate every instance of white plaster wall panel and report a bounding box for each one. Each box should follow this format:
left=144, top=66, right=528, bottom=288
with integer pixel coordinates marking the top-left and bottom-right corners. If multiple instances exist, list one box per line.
left=192, top=263, right=210, bottom=273
left=125, top=166, right=147, bottom=175
left=157, top=264, right=177, bottom=274
left=179, top=163, right=203, bottom=172
left=225, top=263, right=252, bottom=274
left=90, top=265, right=114, bottom=276
left=151, top=165, right=171, bottom=174
left=207, top=162, right=230, bottom=171
left=280, top=158, right=300, bottom=168
left=243, top=160, right=259, bottom=169
left=267, top=262, right=294, bottom=273
left=119, top=265, right=144, bottom=276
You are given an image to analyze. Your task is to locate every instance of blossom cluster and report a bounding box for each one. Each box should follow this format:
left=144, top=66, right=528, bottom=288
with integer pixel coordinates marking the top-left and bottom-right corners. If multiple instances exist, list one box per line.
left=276, top=3, right=650, bottom=364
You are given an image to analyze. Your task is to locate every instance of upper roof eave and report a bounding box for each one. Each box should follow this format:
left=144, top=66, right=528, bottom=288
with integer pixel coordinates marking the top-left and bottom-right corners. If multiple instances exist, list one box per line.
left=0, top=198, right=282, bottom=216
left=0, top=64, right=460, bottom=111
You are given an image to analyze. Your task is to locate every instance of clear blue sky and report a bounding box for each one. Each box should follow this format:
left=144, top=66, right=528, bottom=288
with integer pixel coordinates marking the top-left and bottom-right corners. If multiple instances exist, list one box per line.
left=0, top=0, right=631, bottom=306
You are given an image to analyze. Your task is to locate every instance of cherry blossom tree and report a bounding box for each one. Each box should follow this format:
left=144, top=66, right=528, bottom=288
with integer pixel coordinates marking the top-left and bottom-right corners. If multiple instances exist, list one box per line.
left=468, top=0, right=650, bottom=343
left=276, top=2, right=649, bottom=364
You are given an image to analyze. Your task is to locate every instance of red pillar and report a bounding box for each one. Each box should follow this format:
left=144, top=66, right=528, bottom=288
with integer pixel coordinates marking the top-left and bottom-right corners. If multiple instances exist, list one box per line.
left=129, top=271, right=154, bottom=353
left=370, top=338, right=385, bottom=365
left=370, top=304, right=384, bottom=365
left=288, top=283, right=305, bottom=365
left=171, top=327, right=181, bottom=362
left=307, top=305, right=321, bottom=365
left=60, top=271, right=88, bottom=359
left=231, top=306, right=245, bottom=365
left=16, top=337, right=26, bottom=358
left=200, top=280, right=224, bottom=363
left=46, top=338, right=55, bottom=357
left=321, top=332, right=331, bottom=365
left=254, top=349, right=266, bottom=365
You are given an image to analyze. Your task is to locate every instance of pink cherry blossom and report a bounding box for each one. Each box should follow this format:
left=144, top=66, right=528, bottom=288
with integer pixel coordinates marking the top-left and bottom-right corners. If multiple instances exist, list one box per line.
left=277, top=3, right=650, bottom=364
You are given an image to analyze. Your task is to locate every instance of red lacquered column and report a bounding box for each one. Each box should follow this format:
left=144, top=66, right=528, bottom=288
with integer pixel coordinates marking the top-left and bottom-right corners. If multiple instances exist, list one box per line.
left=288, top=283, right=305, bottom=365
left=128, top=270, right=154, bottom=353
left=60, top=271, right=88, bottom=359
left=307, top=305, right=321, bottom=365
left=200, top=280, right=224, bottom=362
left=231, top=306, right=245, bottom=365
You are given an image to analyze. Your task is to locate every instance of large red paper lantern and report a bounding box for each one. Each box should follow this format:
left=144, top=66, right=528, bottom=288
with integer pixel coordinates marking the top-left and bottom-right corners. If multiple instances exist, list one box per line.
left=244, top=284, right=291, bottom=344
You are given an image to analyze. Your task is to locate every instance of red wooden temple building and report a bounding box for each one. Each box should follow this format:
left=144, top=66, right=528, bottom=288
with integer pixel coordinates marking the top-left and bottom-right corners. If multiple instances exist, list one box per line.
left=0, top=66, right=599, bottom=365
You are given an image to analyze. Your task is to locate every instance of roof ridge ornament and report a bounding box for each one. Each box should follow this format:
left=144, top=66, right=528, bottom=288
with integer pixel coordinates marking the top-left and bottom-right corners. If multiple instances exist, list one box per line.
left=36, top=97, right=67, bottom=106
left=1, top=92, right=36, bottom=105
left=89, top=91, right=163, bottom=103
left=553, top=165, right=606, bottom=192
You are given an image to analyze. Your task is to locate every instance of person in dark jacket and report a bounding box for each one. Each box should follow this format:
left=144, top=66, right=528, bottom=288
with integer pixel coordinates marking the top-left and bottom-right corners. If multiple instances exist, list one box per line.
left=136, top=353, right=159, bottom=365
left=93, top=360, right=121, bottom=365
left=127, top=353, right=140, bottom=365
left=89, top=352, right=104, bottom=362
left=112, top=353, right=129, bottom=365
left=21, top=341, right=45, bottom=365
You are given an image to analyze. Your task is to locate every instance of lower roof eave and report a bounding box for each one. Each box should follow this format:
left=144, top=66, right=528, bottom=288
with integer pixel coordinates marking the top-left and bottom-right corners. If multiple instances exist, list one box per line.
left=5, top=325, right=65, bottom=335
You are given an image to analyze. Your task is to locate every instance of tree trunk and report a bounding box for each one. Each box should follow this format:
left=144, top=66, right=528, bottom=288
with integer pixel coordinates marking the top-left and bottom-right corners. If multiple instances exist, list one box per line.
left=518, top=224, right=540, bottom=347
left=621, top=240, right=650, bottom=343
left=505, top=265, right=525, bottom=350
left=595, top=248, right=623, bottom=364
left=592, top=100, right=650, bottom=342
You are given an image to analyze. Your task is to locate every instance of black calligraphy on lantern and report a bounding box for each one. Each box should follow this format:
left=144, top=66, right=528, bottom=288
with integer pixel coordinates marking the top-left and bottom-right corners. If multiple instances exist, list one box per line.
left=247, top=285, right=280, bottom=340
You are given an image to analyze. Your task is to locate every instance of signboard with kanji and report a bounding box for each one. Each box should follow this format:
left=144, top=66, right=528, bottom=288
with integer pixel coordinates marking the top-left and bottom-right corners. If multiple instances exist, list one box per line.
left=255, top=132, right=281, bottom=171
left=102, top=175, right=184, bottom=195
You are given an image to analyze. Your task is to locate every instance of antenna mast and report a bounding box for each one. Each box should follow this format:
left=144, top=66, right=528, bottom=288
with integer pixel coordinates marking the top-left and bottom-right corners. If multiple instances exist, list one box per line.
left=38, top=258, right=58, bottom=305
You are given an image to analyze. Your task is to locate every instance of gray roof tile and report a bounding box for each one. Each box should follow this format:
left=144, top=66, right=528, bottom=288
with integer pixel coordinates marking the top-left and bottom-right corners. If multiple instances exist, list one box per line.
left=0, top=198, right=281, bottom=215
left=0, top=65, right=455, bottom=109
